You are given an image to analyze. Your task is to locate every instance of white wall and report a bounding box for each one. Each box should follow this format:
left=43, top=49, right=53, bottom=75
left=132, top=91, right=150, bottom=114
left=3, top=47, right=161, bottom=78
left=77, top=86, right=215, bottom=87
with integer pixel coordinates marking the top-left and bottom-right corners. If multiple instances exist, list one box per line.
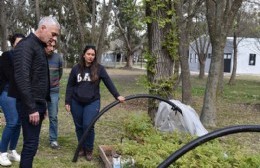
left=236, top=39, right=260, bottom=74
left=189, top=37, right=260, bottom=75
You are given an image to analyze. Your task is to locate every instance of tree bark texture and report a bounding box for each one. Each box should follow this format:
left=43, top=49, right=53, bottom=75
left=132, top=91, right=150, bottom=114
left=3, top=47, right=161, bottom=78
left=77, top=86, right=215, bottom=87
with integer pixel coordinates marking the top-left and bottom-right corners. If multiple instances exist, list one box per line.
left=91, top=0, right=97, bottom=44
left=0, top=0, right=8, bottom=52
left=35, top=0, right=40, bottom=28
left=174, top=0, right=194, bottom=105
left=96, top=0, right=113, bottom=63
left=72, top=0, right=85, bottom=50
left=229, top=32, right=238, bottom=85
left=146, top=0, right=174, bottom=123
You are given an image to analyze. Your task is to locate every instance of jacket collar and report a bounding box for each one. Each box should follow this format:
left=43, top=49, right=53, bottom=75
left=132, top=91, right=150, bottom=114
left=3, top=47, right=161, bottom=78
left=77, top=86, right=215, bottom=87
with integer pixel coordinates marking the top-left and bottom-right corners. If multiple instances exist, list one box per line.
left=29, top=33, right=47, bottom=48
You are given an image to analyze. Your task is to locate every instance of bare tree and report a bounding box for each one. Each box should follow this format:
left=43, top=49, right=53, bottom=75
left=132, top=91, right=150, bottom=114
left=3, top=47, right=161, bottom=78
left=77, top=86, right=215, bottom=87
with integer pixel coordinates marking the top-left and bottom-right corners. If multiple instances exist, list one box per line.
left=113, top=6, right=145, bottom=68
left=111, top=0, right=146, bottom=68
left=190, top=9, right=210, bottom=79
left=174, top=0, right=203, bottom=104
left=200, top=0, right=243, bottom=127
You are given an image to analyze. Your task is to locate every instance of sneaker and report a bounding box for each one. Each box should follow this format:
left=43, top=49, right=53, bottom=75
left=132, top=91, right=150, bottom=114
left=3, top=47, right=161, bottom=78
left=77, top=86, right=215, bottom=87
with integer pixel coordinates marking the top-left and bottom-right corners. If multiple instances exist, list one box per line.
left=0, top=152, right=12, bottom=166
left=50, top=141, right=60, bottom=149
left=7, top=150, right=20, bottom=162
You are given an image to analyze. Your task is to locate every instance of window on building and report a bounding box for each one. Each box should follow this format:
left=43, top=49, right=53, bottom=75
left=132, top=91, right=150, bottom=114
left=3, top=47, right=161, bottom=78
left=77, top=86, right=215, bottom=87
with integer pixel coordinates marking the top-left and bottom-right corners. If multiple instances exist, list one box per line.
left=224, top=53, right=232, bottom=59
left=195, top=54, right=198, bottom=63
left=208, top=53, right=211, bottom=59
left=190, top=54, right=193, bottom=63
left=249, top=54, right=256, bottom=66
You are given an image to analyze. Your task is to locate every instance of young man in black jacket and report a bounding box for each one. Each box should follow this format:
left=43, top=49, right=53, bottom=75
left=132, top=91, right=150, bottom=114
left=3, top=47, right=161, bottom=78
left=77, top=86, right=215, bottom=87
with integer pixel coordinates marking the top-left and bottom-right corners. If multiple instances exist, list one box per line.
left=12, top=16, right=60, bottom=168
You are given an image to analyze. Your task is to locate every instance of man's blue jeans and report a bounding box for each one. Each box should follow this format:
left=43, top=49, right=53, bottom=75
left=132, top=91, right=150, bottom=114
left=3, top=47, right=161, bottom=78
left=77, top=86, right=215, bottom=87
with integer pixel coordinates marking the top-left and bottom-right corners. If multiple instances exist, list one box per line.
left=47, top=92, right=59, bottom=142
left=0, top=91, right=21, bottom=152
left=17, top=100, right=46, bottom=168
left=71, top=99, right=100, bottom=151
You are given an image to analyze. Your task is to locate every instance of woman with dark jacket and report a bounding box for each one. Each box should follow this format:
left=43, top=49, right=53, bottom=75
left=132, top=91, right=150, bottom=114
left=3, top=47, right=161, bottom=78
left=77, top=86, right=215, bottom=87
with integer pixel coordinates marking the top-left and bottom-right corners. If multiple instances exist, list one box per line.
left=65, top=45, right=125, bottom=161
left=0, top=33, right=25, bottom=166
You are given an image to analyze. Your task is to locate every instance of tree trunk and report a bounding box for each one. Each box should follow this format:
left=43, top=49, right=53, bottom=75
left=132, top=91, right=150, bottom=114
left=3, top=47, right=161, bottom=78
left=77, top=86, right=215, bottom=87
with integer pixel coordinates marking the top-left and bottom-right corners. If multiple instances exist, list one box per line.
left=217, top=55, right=224, bottom=95
left=90, top=0, right=97, bottom=44
left=96, top=0, right=112, bottom=63
left=146, top=1, right=174, bottom=123
left=125, top=51, right=133, bottom=68
left=229, top=32, right=238, bottom=85
left=201, top=0, right=243, bottom=127
left=72, top=0, right=85, bottom=50
left=174, top=1, right=192, bottom=105
left=199, top=60, right=205, bottom=79
left=0, top=0, right=8, bottom=52
left=35, top=0, right=40, bottom=28
left=200, top=43, right=224, bottom=127
left=179, top=39, right=192, bottom=104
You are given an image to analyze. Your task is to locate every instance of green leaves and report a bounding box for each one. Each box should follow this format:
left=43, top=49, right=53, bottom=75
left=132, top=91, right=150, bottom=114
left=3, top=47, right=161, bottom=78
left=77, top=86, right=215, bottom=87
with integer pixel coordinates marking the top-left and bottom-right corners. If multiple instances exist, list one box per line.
left=115, top=113, right=260, bottom=167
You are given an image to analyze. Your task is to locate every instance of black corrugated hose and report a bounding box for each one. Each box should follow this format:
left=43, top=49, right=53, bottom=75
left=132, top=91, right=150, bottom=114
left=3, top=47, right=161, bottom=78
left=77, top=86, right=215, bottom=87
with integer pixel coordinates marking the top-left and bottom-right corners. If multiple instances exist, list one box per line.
left=157, top=125, right=260, bottom=168
left=72, top=94, right=183, bottom=162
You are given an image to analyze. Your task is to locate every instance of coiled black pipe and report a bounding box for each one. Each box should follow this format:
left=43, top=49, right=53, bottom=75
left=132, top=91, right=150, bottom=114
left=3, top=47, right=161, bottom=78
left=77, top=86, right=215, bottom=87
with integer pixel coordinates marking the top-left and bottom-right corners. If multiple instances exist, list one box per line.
left=157, top=125, right=260, bottom=168
left=72, top=94, right=183, bottom=162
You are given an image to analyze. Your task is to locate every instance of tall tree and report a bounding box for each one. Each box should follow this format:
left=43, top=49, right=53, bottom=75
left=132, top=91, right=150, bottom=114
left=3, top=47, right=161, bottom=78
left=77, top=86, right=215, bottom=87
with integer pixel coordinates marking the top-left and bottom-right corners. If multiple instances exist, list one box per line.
left=96, top=0, right=113, bottom=63
left=174, top=0, right=203, bottom=104
left=72, top=0, right=86, bottom=50
left=113, top=0, right=145, bottom=68
left=200, top=0, right=243, bottom=127
left=145, top=0, right=177, bottom=122
left=190, top=6, right=210, bottom=79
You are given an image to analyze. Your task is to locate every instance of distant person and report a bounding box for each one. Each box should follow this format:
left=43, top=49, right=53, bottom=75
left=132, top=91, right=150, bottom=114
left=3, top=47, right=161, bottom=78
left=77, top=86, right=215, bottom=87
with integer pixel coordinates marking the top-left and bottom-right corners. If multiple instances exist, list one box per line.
left=65, top=45, right=125, bottom=161
left=45, top=40, right=63, bottom=149
left=12, top=16, right=60, bottom=168
left=0, top=33, right=25, bottom=166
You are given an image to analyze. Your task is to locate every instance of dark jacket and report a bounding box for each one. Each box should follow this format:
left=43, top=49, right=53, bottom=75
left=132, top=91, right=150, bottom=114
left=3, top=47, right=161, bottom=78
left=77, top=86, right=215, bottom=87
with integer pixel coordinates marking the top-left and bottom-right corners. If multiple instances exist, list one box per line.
left=12, top=33, right=50, bottom=115
left=0, top=51, right=13, bottom=94
left=65, top=64, right=120, bottom=105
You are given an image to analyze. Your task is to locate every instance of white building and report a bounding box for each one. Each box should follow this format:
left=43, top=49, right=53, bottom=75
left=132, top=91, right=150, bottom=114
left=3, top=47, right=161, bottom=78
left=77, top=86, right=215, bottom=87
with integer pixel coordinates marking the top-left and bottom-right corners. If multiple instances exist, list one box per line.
left=189, top=37, right=260, bottom=75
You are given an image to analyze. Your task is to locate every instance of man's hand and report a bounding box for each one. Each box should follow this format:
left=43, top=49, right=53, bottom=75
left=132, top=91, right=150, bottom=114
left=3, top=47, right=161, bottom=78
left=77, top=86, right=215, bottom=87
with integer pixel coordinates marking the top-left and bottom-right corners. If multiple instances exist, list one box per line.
left=65, top=104, right=70, bottom=112
left=29, top=112, right=40, bottom=125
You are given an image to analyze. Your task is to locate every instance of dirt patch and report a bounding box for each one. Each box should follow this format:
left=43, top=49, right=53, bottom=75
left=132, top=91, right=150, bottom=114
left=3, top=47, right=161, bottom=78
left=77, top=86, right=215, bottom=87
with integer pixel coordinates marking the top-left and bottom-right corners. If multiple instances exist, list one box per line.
left=237, top=103, right=260, bottom=113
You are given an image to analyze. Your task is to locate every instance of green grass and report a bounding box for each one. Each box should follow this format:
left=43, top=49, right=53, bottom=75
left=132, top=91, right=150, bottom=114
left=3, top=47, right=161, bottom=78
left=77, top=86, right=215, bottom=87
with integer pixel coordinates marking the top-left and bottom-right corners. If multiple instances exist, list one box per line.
left=0, top=68, right=259, bottom=167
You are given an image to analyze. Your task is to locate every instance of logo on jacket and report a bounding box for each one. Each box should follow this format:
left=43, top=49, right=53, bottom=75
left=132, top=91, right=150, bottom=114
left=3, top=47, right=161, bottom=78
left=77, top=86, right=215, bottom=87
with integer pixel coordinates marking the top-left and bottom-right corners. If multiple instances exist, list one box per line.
left=77, top=73, right=91, bottom=82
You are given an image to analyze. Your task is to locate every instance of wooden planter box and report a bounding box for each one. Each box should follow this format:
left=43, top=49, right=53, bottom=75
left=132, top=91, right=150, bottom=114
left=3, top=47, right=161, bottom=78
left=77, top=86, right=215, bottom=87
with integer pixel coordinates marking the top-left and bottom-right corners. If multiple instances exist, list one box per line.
left=98, top=145, right=114, bottom=168
left=99, top=145, right=135, bottom=168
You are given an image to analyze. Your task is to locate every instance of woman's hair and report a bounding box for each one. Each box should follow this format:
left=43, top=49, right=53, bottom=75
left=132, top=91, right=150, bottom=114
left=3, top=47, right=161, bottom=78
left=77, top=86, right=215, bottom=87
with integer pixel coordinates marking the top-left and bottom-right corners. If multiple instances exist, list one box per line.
left=79, top=45, right=99, bottom=82
left=8, top=33, right=25, bottom=47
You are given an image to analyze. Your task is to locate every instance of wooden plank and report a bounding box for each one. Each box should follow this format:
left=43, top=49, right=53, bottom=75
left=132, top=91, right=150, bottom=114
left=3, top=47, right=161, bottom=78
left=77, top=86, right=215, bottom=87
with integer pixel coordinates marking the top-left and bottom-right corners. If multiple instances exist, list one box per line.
left=98, top=145, right=114, bottom=168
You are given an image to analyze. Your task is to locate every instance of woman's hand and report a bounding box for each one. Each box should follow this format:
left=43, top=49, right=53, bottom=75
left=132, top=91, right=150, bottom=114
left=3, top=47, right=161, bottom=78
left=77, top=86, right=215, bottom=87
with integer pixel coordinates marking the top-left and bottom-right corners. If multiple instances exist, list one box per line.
left=117, top=96, right=125, bottom=103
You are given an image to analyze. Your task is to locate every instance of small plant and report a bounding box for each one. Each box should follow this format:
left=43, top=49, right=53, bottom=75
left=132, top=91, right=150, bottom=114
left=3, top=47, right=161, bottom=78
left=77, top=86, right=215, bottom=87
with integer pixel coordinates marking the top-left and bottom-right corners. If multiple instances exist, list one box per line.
left=115, top=113, right=260, bottom=167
